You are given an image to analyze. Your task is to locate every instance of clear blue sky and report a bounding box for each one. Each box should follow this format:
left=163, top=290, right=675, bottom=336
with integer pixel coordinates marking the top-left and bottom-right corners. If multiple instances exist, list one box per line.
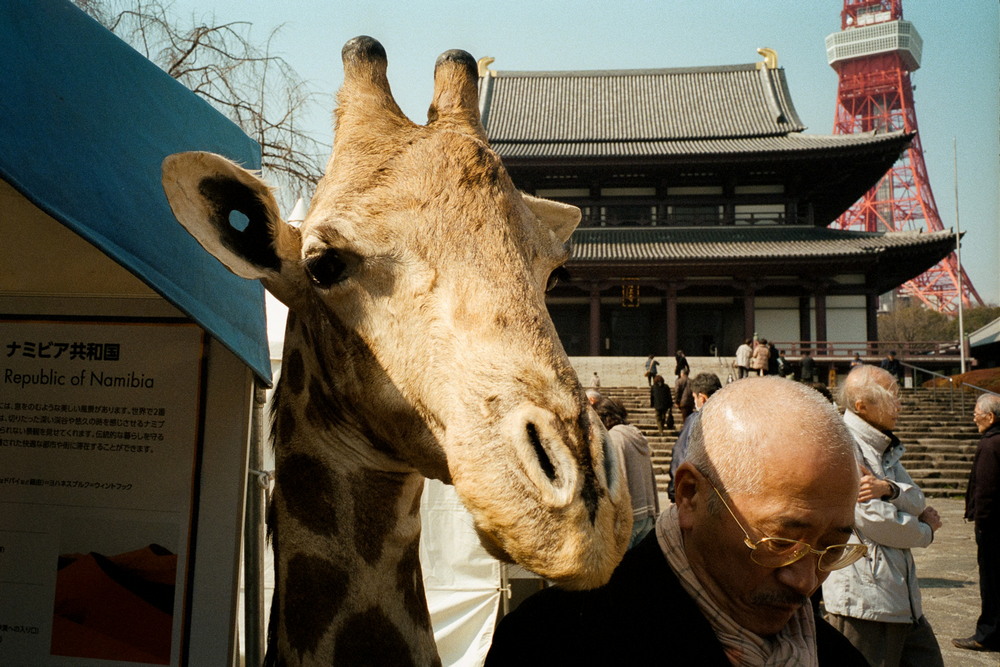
left=169, top=0, right=999, bottom=306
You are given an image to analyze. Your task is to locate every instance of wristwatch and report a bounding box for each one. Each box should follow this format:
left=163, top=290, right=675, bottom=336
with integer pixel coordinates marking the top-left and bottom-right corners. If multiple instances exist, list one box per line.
left=881, top=480, right=900, bottom=501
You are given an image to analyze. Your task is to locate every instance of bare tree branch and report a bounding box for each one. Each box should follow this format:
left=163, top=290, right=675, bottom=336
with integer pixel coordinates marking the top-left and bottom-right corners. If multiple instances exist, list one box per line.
left=75, top=0, right=326, bottom=209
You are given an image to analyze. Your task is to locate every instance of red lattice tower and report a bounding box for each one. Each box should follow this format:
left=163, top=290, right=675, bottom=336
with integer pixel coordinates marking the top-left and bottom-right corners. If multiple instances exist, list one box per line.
left=826, top=0, right=983, bottom=314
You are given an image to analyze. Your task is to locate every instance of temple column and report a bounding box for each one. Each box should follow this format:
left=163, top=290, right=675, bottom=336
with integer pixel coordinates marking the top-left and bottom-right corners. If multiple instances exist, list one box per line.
left=865, top=291, right=879, bottom=354
left=666, top=287, right=677, bottom=354
left=799, top=296, right=811, bottom=353
left=589, top=283, right=601, bottom=356
left=815, top=291, right=828, bottom=355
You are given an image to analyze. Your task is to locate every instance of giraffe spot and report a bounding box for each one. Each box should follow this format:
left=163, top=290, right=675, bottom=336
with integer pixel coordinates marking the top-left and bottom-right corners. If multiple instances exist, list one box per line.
left=397, top=538, right=432, bottom=631
left=282, top=348, right=305, bottom=396
left=351, top=470, right=404, bottom=565
left=276, top=403, right=297, bottom=446
left=283, top=553, right=348, bottom=659
left=333, top=607, right=416, bottom=667
left=277, top=453, right=340, bottom=537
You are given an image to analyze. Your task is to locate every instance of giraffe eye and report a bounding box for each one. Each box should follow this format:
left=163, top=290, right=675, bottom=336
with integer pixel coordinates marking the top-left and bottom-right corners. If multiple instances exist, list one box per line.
left=304, top=250, right=348, bottom=288
left=546, top=266, right=570, bottom=293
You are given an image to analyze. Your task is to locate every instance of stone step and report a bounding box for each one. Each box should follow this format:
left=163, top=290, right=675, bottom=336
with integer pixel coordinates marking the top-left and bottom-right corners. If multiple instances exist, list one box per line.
left=913, top=480, right=969, bottom=492
left=901, top=454, right=974, bottom=463
left=896, top=427, right=979, bottom=435
left=912, top=452, right=975, bottom=462
left=906, top=445, right=975, bottom=453
left=905, top=464, right=973, bottom=475
left=594, top=385, right=979, bottom=500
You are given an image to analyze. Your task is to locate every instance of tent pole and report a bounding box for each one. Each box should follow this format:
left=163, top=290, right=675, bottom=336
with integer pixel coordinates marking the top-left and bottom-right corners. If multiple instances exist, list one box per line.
left=243, top=383, right=269, bottom=667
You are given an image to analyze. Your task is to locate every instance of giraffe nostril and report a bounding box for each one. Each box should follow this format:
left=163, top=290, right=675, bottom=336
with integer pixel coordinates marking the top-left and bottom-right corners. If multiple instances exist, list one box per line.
left=526, top=422, right=556, bottom=481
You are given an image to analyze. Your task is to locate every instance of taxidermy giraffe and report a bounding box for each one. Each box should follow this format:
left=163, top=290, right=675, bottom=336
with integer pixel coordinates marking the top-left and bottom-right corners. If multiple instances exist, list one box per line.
left=162, top=36, right=630, bottom=665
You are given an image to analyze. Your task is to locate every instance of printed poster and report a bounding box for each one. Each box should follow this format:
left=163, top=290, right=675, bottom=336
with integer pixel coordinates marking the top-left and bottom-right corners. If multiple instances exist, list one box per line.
left=0, top=319, right=204, bottom=666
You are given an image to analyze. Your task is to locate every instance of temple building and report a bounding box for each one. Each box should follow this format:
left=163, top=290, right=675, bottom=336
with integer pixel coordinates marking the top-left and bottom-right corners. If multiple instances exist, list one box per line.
left=477, top=52, right=955, bottom=358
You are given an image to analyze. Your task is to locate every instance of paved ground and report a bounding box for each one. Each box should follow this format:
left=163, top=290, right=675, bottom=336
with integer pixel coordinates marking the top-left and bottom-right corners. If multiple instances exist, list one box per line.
left=913, top=497, right=999, bottom=666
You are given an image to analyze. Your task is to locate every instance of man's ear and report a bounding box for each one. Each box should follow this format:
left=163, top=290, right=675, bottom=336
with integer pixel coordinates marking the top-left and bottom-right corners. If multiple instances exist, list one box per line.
left=673, top=463, right=703, bottom=530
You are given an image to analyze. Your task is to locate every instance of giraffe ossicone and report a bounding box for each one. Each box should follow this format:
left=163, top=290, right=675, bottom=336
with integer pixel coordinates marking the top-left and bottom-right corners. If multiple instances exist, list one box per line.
left=162, top=35, right=630, bottom=666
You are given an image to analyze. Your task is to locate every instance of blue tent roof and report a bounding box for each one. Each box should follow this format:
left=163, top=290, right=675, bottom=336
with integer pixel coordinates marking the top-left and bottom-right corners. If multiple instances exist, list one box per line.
left=0, top=0, right=271, bottom=384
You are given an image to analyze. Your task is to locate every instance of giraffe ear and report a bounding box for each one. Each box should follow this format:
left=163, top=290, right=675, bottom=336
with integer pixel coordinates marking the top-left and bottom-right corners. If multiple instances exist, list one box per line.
left=162, top=152, right=305, bottom=302
left=522, top=192, right=581, bottom=243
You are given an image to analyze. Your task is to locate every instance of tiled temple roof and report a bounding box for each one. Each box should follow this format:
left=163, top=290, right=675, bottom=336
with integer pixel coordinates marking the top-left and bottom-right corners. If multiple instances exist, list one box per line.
left=565, top=227, right=956, bottom=292
left=568, top=227, right=954, bottom=262
left=479, top=63, right=907, bottom=160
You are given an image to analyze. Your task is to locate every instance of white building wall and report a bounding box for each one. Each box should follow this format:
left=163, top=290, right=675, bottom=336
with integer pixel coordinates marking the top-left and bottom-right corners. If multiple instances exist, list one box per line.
left=822, top=295, right=867, bottom=342
left=753, top=296, right=799, bottom=344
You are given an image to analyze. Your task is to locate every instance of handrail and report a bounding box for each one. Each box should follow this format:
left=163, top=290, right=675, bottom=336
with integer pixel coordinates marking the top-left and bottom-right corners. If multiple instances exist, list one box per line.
left=957, top=381, right=1000, bottom=414
left=899, top=360, right=954, bottom=411
left=960, top=382, right=1000, bottom=397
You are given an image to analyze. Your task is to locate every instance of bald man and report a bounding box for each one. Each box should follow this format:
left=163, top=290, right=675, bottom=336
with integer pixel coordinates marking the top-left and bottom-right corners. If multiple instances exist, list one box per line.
left=822, top=365, right=944, bottom=667
left=486, top=377, right=867, bottom=665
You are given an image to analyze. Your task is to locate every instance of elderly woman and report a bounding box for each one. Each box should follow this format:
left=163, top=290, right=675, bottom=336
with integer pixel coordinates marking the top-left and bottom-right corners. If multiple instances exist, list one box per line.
left=750, top=337, right=771, bottom=376
left=594, top=397, right=660, bottom=548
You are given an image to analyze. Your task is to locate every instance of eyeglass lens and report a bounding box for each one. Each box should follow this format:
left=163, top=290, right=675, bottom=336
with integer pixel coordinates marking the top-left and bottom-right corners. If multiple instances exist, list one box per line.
left=709, top=476, right=867, bottom=572
left=749, top=537, right=866, bottom=571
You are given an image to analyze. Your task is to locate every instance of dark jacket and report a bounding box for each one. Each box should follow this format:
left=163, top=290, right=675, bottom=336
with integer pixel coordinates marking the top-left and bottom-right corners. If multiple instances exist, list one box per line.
left=801, top=355, right=816, bottom=380
left=650, top=382, right=673, bottom=411
left=674, top=353, right=689, bottom=377
left=966, top=423, right=1000, bottom=532
left=675, top=376, right=694, bottom=410
left=880, top=356, right=903, bottom=380
left=767, top=343, right=780, bottom=375
left=485, top=532, right=867, bottom=666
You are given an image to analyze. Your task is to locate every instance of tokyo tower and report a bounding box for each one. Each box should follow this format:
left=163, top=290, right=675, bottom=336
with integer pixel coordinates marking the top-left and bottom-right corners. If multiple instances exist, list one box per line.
left=825, top=0, right=983, bottom=314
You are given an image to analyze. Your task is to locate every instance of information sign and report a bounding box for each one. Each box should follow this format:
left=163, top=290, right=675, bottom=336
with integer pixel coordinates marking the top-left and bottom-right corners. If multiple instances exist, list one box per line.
left=0, top=318, right=205, bottom=666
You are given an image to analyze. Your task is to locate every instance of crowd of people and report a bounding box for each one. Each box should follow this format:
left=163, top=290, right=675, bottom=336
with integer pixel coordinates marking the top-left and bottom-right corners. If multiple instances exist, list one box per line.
left=484, top=352, right=998, bottom=666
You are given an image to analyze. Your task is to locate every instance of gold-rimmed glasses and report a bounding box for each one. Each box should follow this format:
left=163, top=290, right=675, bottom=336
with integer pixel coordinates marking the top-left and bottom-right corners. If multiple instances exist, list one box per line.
left=706, top=479, right=867, bottom=572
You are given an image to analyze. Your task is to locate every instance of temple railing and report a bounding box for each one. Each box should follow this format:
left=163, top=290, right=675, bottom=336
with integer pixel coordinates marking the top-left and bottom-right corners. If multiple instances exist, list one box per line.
left=577, top=211, right=803, bottom=227
left=773, top=340, right=960, bottom=358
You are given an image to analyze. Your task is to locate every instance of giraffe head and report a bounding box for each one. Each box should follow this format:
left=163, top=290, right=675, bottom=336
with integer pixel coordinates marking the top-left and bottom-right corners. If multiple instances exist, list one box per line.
left=162, top=36, right=630, bottom=588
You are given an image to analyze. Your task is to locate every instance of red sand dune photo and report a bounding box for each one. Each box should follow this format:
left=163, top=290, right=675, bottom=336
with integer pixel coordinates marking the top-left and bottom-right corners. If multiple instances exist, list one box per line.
left=51, top=544, right=177, bottom=664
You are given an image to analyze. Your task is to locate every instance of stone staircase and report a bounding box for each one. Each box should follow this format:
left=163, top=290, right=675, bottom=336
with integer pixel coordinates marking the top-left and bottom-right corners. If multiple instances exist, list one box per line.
left=598, top=385, right=979, bottom=498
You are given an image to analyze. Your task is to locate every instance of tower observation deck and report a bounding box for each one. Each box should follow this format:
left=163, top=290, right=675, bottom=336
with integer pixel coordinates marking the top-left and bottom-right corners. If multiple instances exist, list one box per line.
left=826, top=0, right=982, bottom=314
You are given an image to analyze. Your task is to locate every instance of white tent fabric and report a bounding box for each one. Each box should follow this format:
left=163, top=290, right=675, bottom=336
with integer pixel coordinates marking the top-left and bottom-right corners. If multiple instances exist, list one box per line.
left=419, top=479, right=502, bottom=667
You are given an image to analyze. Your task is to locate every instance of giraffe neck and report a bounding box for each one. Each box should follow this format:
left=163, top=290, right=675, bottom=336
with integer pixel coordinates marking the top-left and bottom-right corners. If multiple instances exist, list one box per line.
left=264, top=314, right=441, bottom=665
left=268, top=451, right=438, bottom=665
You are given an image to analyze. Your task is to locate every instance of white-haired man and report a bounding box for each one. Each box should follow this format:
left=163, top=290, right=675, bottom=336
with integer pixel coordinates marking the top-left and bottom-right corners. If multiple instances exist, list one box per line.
left=486, top=377, right=868, bottom=665
left=952, top=393, right=1000, bottom=652
left=821, top=365, right=944, bottom=666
